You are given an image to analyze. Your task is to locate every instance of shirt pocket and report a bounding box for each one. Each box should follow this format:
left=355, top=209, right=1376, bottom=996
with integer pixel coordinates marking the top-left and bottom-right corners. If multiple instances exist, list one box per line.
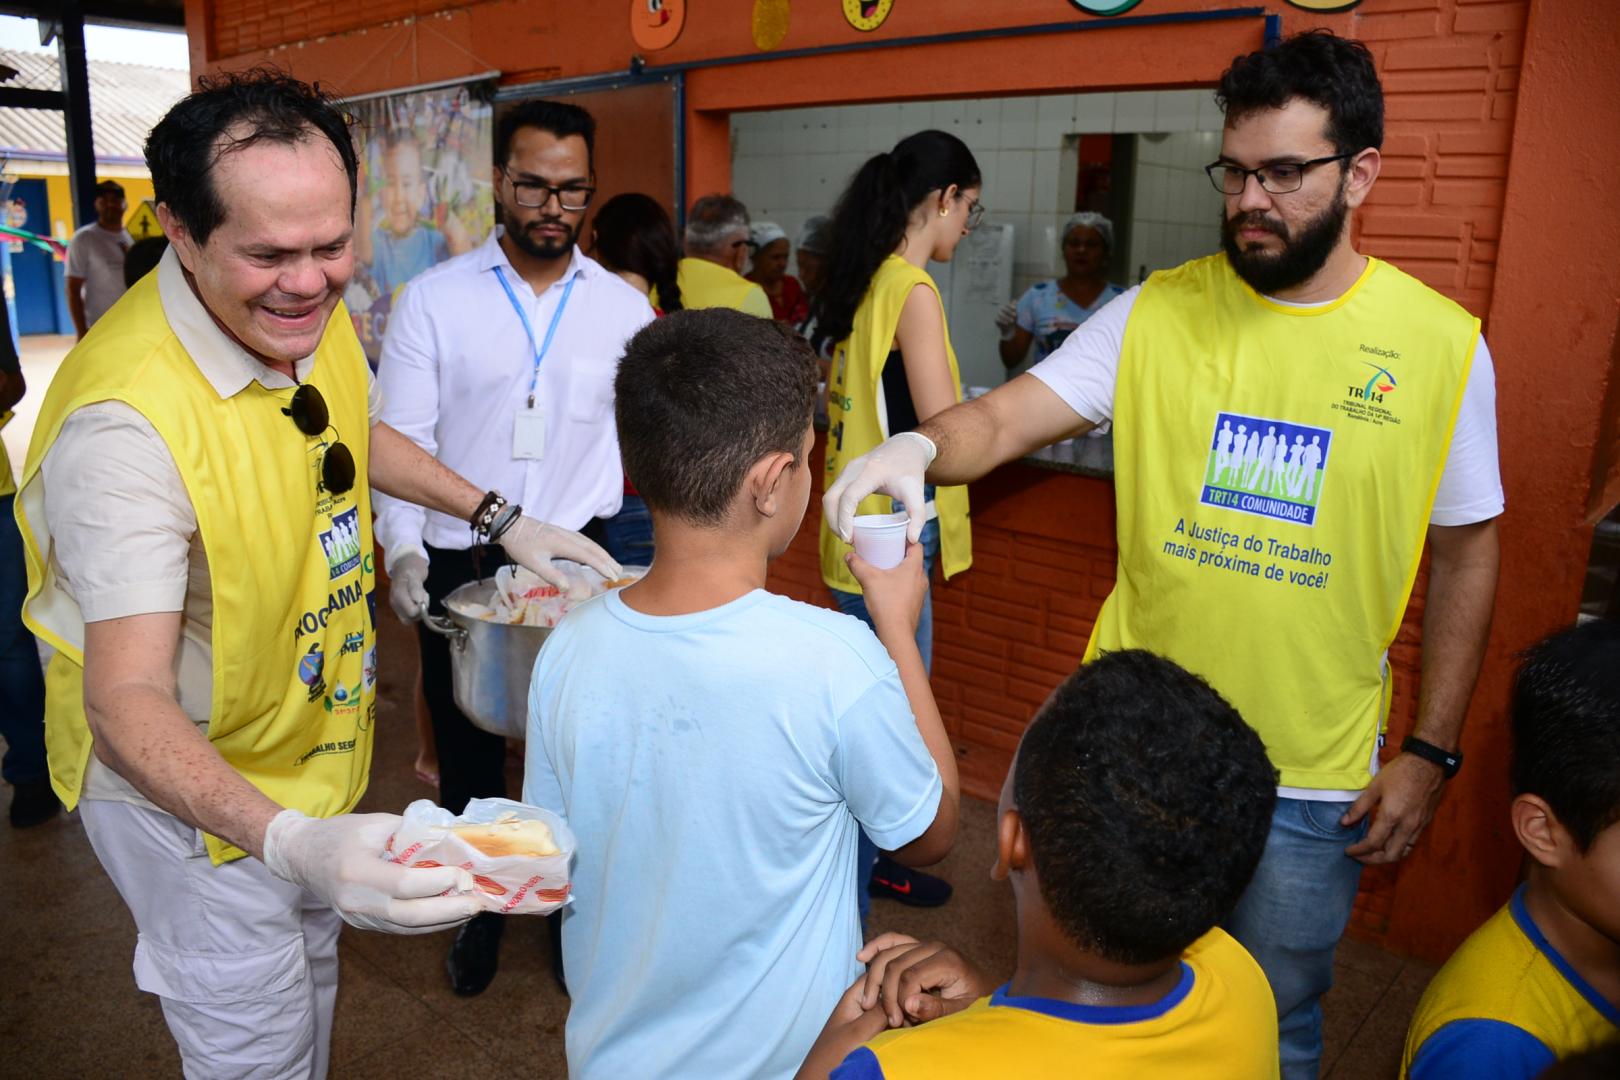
left=567, top=364, right=618, bottom=424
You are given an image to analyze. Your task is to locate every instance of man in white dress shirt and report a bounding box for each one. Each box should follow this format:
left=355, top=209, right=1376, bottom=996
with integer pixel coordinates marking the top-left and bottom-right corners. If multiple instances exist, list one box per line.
left=374, top=99, right=653, bottom=997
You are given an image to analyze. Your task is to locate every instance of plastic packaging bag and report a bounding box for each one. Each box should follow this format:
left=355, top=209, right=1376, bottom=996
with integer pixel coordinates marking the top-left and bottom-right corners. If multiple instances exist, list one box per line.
left=447, top=561, right=646, bottom=627
left=384, top=797, right=575, bottom=915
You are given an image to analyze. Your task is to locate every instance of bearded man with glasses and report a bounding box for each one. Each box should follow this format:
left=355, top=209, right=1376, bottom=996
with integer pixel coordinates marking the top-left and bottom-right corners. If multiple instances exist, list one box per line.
left=821, top=31, right=1503, bottom=1079
left=373, top=97, right=654, bottom=998
left=12, top=72, right=617, bottom=1078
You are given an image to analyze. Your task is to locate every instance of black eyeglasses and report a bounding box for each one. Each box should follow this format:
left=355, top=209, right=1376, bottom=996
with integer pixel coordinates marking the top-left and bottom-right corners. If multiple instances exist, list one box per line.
left=284, top=384, right=355, bottom=496
left=965, top=198, right=986, bottom=230
left=502, top=167, right=595, bottom=211
left=1204, top=154, right=1355, bottom=195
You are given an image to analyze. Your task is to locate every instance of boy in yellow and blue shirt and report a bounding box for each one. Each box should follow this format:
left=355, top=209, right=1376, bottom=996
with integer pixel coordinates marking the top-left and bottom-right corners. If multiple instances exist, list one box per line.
left=1402, top=619, right=1620, bottom=1078
left=799, top=650, right=1283, bottom=1078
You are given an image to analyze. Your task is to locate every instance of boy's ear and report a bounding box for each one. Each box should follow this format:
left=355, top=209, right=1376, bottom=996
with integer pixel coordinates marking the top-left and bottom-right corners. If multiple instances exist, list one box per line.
left=992, top=807, right=1029, bottom=882
left=1512, top=793, right=1568, bottom=869
left=745, top=450, right=797, bottom=518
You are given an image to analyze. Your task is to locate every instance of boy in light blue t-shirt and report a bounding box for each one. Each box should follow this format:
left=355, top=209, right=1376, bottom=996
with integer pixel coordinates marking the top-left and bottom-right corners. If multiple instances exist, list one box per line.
left=524, top=309, right=960, bottom=1080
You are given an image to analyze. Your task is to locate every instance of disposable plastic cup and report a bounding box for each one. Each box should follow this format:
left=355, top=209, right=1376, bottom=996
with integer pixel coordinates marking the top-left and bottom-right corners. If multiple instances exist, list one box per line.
left=852, top=512, right=909, bottom=570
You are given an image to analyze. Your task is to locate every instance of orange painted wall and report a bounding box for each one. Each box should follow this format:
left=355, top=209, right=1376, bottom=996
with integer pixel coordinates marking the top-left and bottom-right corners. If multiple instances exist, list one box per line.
left=186, top=0, right=1620, bottom=962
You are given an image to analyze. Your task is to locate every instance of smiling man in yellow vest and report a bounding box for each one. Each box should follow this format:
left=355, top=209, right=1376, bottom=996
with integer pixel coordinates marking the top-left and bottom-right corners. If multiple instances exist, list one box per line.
left=13, top=72, right=618, bottom=1078
left=824, top=32, right=1501, bottom=1080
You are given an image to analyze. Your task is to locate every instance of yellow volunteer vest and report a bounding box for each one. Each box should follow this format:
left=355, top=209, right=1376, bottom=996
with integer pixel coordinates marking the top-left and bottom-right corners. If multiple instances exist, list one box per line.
left=671, top=257, right=773, bottom=318
left=820, top=255, right=971, bottom=594
left=1401, top=889, right=1620, bottom=1077
left=859, top=929, right=1278, bottom=1078
left=14, top=272, right=378, bottom=863
left=1092, top=255, right=1477, bottom=790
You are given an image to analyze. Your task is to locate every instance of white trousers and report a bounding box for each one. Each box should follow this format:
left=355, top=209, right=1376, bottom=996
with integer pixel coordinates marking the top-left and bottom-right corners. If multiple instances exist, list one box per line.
left=80, top=799, right=341, bottom=1080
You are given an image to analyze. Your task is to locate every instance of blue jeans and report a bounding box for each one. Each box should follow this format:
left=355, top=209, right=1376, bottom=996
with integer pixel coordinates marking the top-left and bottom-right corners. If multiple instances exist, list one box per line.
left=0, top=494, right=47, bottom=785
left=601, top=492, right=655, bottom=569
left=1225, top=797, right=1368, bottom=1080
left=829, top=514, right=940, bottom=924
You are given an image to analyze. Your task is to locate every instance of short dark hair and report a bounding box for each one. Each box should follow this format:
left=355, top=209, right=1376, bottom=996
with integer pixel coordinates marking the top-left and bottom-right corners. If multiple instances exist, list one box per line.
left=124, top=236, right=169, bottom=288
left=95, top=180, right=125, bottom=198
left=1013, top=650, right=1277, bottom=965
left=1511, top=619, right=1620, bottom=851
left=616, top=309, right=818, bottom=526
left=144, top=68, right=358, bottom=247
left=495, top=99, right=596, bottom=171
left=1216, top=29, right=1384, bottom=156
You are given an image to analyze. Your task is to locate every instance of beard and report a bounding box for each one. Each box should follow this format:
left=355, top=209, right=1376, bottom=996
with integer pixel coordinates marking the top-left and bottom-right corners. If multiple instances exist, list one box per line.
left=1221, top=182, right=1348, bottom=296
left=506, top=214, right=578, bottom=260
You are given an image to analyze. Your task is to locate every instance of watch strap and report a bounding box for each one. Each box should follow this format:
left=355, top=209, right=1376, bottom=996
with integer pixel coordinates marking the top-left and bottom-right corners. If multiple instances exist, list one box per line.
left=1401, top=735, right=1462, bottom=779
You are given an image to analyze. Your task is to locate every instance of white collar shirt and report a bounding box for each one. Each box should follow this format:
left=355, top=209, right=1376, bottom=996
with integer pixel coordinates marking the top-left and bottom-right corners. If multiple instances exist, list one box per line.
left=373, top=229, right=653, bottom=565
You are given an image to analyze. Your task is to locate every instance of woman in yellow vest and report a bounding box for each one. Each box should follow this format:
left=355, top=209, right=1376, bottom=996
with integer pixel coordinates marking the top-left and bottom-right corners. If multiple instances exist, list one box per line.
left=812, top=129, right=981, bottom=916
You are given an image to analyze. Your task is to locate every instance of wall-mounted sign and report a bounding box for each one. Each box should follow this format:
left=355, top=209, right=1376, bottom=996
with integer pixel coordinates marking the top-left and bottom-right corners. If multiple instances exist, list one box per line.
left=843, top=0, right=894, bottom=33
left=753, top=0, right=791, bottom=50
left=1069, top=1, right=1144, bottom=13
left=631, top=0, right=687, bottom=52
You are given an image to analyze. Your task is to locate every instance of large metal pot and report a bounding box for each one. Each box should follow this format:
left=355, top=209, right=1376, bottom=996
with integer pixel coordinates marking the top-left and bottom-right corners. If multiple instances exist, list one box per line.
left=422, top=578, right=558, bottom=739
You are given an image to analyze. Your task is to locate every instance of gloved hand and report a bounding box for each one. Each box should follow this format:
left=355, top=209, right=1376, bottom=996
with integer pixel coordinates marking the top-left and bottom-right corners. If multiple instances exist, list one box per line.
left=994, top=300, right=1019, bottom=340
left=262, top=809, right=481, bottom=935
left=388, top=553, right=430, bottom=624
left=822, top=430, right=936, bottom=545
left=499, top=516, right=622, bottom=597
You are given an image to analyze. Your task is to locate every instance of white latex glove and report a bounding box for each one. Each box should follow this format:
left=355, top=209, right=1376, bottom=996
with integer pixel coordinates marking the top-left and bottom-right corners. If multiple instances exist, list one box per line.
left=994, top=300, right=1019, bottom=339
left=500, top=515, right=622, bottom=597
left=262, top=809, right=481, bottom=935
left=822, top=430, right=936, bottom=545
left=389, top=553, right=429, bottom=624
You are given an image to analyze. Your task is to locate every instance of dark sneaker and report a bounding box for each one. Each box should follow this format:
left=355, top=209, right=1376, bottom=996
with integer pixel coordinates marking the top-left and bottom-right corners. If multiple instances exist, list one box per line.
left=547, top=911, right=568, bottom=996
left=446, top=911, right=504, bottom=996
left=8, top=778, right=60, bottom=829
left=868, top=856, right=953, bottom=908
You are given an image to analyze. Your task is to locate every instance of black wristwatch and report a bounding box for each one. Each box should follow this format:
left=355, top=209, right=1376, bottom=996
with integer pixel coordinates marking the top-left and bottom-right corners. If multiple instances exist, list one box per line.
left=1401, top=736, right=1462, bottom=779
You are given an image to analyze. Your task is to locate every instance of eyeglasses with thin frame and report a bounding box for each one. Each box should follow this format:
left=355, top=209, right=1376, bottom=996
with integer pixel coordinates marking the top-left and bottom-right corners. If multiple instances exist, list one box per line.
left=501, top=167, right=595, bottom=211
left=964, top=198, right=986, bottom=230
left=283, top=384, right=355, bottom=496
left=1204, top=153, right=1355, bottom=196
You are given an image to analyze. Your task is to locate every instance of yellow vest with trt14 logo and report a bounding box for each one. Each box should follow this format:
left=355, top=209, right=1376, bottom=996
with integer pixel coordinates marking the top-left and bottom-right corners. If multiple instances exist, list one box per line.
left=14, top=271, right=378, bottom=863
left=1090, top=255, right=1479, bottom=791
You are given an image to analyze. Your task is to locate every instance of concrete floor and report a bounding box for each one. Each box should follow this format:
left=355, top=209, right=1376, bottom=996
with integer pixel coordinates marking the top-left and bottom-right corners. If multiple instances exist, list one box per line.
left=1, top=332, right=1435, bottom=1077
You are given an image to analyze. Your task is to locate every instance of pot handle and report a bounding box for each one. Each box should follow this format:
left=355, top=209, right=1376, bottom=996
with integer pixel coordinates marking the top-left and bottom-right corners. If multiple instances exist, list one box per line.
left=422, top=612, right=465, bottom=643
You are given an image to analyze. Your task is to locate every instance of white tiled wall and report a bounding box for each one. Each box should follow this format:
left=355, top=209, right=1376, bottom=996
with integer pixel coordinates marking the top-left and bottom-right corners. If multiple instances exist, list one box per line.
left=729, top=89, right=1223, bottom=381
left=1124, top=130, right=1226, bottom=285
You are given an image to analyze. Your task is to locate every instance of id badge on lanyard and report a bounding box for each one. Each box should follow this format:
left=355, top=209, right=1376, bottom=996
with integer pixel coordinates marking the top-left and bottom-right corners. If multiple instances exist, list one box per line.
left=495, top=265, right=575, bottom=462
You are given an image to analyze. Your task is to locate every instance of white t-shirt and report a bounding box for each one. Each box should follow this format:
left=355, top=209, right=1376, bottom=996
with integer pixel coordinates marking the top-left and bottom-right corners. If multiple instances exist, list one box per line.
left=65, top=222, right=132, bottom=328
left=1029, top=284, right=1505, bottom=528
left=524, top=589, right=942, bottom=1080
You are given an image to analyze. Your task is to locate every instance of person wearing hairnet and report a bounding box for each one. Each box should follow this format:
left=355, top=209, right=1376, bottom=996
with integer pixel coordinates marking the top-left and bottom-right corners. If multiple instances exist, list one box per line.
left=996, top=212, right=1124, bottom=379
left=745, top=221, right=810, bottom=325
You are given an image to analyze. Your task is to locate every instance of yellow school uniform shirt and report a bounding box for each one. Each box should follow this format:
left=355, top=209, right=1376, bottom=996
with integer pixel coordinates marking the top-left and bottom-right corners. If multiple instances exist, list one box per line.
left=0, top=409, right=14, bottom=497
left=673, top=256, right=773, bottom=318
left=1094, top=255, right=1478, bottom=790
left=820, top=255, right=971, bottom=594
left=1402, top=885, right=1620, bottom=1079
left=15, top=269, right=378, bottom=864
left=831, top=928, right=1279, bottom=1078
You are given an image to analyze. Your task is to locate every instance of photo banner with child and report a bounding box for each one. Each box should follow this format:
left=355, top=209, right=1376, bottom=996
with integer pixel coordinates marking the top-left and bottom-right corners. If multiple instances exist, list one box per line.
left=346, top=81, right=495, bottom=363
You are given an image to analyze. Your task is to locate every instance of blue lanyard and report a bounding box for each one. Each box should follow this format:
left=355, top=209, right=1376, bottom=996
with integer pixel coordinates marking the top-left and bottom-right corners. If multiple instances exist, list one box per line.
left=494, top=265, right=576, bottom=408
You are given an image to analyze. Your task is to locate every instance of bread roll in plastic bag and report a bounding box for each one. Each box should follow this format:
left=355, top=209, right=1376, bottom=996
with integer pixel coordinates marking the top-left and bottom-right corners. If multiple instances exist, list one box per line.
left=385, top=797, right=575, bottom=915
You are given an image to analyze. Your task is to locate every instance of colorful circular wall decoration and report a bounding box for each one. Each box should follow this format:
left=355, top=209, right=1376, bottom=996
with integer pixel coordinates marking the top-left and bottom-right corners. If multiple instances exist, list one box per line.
left=630, top=0, right=686, bottom=52
left=1069, top=0, right=1145, bottom=14
left=753, top=0, right=791, bottom=50
left=843, top=0, right=894, bottom=33
left=1283, top=0, right=1365, bottom=10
